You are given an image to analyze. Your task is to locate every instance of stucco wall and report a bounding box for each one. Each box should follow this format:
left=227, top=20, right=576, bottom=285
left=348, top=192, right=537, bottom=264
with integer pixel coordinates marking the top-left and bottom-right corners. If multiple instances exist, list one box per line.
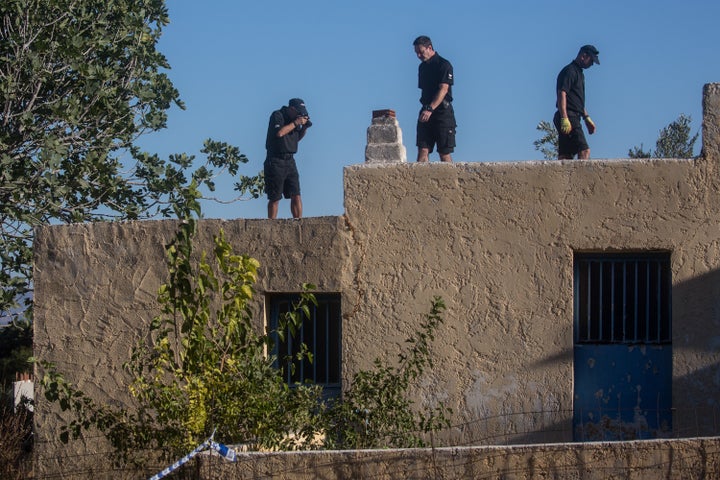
left=33, top=217, right=350, bottom=477
left=342, top=155, right=720, bottom=444
left=33, top=84, right=720, bottom=477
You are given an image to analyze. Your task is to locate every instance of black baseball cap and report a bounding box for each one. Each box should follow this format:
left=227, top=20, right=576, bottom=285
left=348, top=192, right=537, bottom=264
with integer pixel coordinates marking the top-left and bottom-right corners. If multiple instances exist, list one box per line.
left=289, top=98, right=309, bottom=116
left=579, top=45, right=600, bottom=65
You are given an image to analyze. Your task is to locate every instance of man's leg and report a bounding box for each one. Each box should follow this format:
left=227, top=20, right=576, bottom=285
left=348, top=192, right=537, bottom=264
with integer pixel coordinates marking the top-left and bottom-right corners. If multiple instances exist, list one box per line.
left=554, top=112, right=577, bottom=160
left=267, top=200, right=280, bottom=219
left=435, top=113, right=455, bottom=163
left=417, top=148, right=430, bottom=163
left=290, top=195, right=302, bottom=219
left=578, top=149, right=590, bottom=160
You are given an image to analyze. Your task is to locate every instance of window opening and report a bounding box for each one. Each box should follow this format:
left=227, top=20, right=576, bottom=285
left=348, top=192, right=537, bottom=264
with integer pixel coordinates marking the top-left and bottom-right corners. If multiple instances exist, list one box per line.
left=574, top=252, right=671, bottom=344
left=268, top=293, right=341, bottom=397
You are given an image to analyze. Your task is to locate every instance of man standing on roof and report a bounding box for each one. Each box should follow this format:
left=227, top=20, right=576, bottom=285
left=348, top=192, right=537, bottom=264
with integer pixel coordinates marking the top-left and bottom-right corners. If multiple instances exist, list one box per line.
left=264, top=98, right=311, bottom=219
left=413, top=35, right=456, bottom=163
left=553, top=45, right=600, bottom=160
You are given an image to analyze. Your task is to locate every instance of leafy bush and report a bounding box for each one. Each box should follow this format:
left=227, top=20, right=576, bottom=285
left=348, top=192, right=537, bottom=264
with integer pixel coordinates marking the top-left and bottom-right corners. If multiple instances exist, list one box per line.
left=122, top=218, right=324, bottom=460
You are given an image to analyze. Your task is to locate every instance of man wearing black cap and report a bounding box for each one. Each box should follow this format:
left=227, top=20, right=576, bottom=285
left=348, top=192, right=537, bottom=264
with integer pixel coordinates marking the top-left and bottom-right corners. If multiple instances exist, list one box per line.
left=553, top=45, right=600, bottom=159
left=413, top=35, right=456, bottom=162
left=264, top=98, right=311, bottom=219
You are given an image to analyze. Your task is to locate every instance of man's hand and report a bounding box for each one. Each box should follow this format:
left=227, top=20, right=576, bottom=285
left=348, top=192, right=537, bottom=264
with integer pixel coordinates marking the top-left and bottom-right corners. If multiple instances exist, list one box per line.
left=419, top=107, right=432, bottom=123
left=560, top=117, right=572, bottom=134
left=584, top=116, right=596, bottom=134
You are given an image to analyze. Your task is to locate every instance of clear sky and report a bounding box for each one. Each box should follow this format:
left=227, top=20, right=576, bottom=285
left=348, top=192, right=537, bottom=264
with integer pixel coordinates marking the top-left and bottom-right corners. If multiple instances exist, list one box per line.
left=138, top=0, right=720, bottom=220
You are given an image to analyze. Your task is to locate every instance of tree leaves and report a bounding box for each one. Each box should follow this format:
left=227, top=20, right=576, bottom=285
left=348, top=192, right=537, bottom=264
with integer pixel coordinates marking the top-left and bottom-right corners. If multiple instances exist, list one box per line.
left=533, top=120, right=558, bottom=160
left=0, top=0, right=263, bottom=318
left=629, top=114, right=698, bottom=159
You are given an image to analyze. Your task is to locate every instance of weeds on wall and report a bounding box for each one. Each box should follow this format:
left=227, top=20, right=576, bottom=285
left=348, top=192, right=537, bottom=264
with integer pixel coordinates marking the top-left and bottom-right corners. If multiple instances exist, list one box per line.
left=39, top=183, right=449, bottom=468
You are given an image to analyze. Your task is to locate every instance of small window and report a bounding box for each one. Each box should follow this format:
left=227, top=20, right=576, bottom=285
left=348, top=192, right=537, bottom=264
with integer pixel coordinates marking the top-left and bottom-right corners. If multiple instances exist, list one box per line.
left=268, top=293, right=341, bottom=398
left=574, top=252, right=671, bottom=344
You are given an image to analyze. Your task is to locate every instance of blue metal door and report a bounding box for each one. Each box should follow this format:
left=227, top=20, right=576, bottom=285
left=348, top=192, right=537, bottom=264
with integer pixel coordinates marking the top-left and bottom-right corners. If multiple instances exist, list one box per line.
left=574, top=344, right=671, bottom=440
left=573, top=253, right=672, bottom=441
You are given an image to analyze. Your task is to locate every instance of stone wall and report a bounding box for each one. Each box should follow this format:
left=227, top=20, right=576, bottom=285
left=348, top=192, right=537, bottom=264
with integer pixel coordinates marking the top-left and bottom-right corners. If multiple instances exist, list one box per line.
left=197, top=437, right=720, bottom=480
left=32, top=84, right=720, bottom=478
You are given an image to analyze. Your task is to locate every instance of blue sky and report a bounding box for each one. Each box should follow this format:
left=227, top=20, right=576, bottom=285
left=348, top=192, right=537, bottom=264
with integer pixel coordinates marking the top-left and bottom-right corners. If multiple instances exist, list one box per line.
left=139, top=0, right=720, bottom=220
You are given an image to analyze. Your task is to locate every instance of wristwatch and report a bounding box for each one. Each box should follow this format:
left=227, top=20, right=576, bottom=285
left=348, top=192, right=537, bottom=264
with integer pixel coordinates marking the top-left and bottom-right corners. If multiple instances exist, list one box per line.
left=423, top=104, right=434, bottom=112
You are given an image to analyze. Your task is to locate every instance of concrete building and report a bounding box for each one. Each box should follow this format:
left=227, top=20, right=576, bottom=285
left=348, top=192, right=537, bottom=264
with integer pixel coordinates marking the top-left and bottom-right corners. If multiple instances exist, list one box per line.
left=33, top=84, right=720, bottom=477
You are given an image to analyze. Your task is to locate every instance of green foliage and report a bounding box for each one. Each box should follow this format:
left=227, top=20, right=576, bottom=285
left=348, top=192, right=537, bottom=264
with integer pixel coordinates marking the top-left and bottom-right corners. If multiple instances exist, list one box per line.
left=0, top=0, right=263, bottom=319
left=533, top=120, right=558, bottom=160
left=124, top=221, right=323, bottom=460
left=39, top=361, right=130, bottom=449
left=628, top=144, right=652, bottom=159
left=323, top=297, right=451, bottom=449
left=628, top=114, right=698, bottom=158
left=0, top=319, right=33, bottom=388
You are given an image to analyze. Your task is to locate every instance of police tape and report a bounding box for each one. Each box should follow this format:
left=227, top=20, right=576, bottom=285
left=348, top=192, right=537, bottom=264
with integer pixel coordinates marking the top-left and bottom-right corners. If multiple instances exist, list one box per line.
left=149, top=430, right=237, bottom=480
left=209, top=440, right=237, bottom=462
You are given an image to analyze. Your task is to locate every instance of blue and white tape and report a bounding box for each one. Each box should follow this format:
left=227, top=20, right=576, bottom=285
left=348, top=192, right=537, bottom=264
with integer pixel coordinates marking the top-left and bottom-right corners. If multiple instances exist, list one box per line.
left=209, top=440, right=237, bottom=462
left=149, top=431, right=238, bottom=480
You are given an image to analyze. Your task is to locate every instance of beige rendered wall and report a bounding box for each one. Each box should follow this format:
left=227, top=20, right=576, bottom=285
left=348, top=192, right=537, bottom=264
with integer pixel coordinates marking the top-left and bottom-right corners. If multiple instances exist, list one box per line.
left=340, top=84, right=720, bottom=444
left=32, top=217, right=350, bottom=478
left=343, top=155, right=720, bottom=444
left=33, top=84, right=720, bottom=477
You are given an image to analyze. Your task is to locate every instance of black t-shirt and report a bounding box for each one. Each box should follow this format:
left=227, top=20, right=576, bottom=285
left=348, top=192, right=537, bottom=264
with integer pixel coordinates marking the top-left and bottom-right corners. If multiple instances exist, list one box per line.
left=556, top=60, right=585, bottom=116
left=265, top=107, right=301, bottom=154
left=418, top=53, right=454, bottom=105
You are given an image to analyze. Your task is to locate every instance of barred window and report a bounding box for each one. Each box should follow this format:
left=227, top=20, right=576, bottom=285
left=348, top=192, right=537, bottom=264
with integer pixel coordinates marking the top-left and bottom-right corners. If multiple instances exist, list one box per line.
left=268, top=293, right=341, bottom=397
left=574, top=252, right=671, bottom=344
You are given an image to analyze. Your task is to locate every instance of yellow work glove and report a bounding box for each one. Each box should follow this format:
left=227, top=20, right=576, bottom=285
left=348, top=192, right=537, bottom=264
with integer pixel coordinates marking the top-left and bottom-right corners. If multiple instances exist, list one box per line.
left=560, top=117, right=572, bottom=134
left=584, top=116, right=596, bottom=134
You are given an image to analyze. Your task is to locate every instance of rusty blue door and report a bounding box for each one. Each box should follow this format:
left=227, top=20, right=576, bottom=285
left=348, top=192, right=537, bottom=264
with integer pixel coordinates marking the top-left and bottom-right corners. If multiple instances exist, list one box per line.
left=573, top=253, right=672, bottom=441
left=573, top=344, right=672, bottom=440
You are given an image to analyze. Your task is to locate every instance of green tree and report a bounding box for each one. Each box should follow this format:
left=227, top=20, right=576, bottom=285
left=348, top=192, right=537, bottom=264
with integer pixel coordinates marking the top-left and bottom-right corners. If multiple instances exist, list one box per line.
left=0, top=320, right=32, bottom=389
left=533, top=120, right=558, bottom=160
left=627, top=144, right=652, bottom=158
left=0, top=0, right=262, bottom=321
left=628, top=114, right=698, bottom=158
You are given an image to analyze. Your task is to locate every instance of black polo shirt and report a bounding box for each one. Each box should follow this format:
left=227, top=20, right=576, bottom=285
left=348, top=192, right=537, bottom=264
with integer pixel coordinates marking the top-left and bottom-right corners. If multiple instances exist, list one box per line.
left=265, top=107, right=301, bottom=155
left=556, top=60, right=585, bottom=117
left=418, top=53, right=454, bottom=105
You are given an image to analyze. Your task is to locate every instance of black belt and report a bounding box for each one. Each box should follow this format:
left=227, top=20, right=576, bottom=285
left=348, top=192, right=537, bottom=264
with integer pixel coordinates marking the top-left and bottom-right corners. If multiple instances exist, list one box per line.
left=423, top=99, right=452, bottom=111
